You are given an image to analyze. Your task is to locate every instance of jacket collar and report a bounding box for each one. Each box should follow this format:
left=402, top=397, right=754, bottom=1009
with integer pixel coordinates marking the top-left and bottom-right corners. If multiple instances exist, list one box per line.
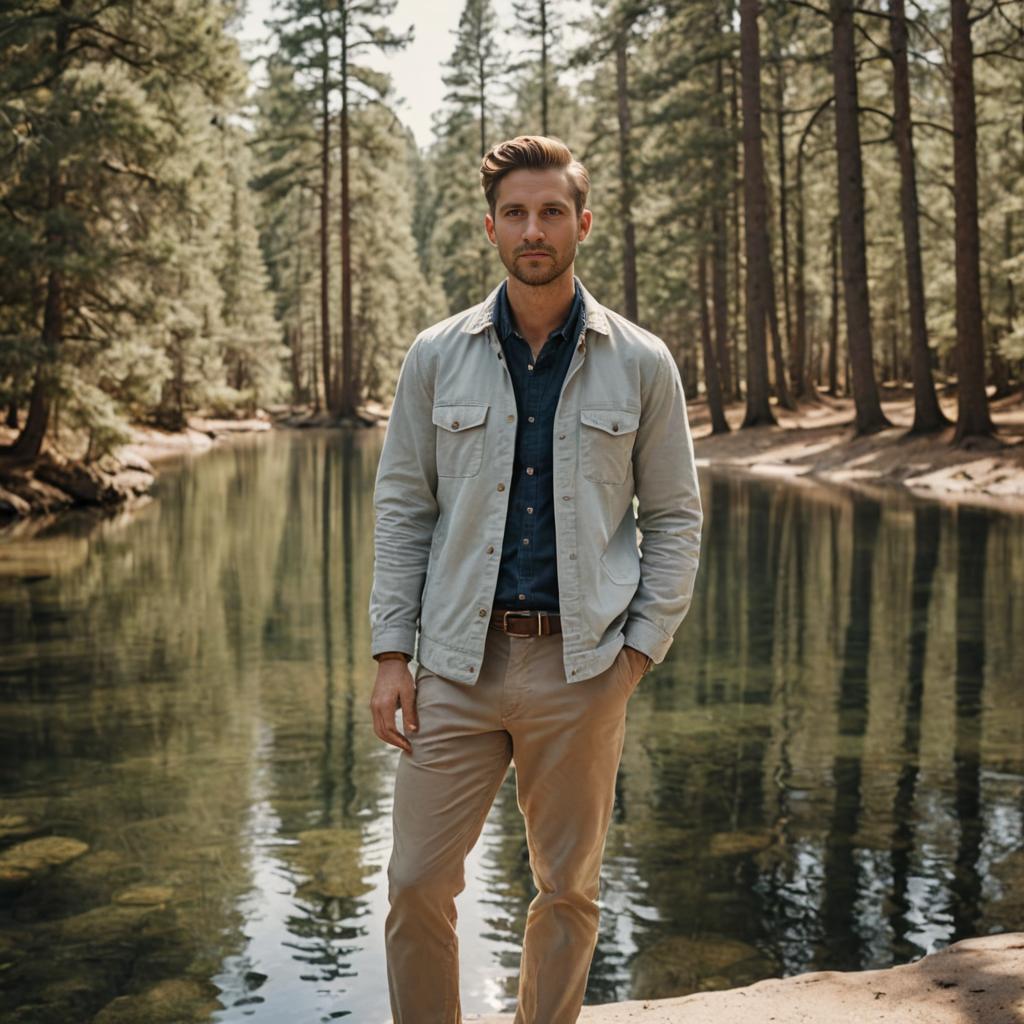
left=465, top=275, right=610, bottom=337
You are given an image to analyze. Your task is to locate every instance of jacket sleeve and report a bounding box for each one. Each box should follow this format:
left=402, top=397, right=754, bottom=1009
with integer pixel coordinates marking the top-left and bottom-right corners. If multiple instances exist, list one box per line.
left=369, top=335, right=438, bottom=659
left=623, top=343, right=703, bottom=664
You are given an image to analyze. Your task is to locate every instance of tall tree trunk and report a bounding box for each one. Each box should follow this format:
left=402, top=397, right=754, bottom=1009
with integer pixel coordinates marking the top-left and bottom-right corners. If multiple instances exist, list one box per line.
left=700, top=235, right=730, bottom=434
left=831, top=0, right=890, bottom=432
left=540, top=0, right=549, bottom=135
left=766, top=249, right=797, bottom=409
left=790, top=143, right=806, bottom=399
left=828, top=215, right=840, bottom=396
left=950, top=0, right=994, bottom=441
left=889, top=0, right=949, bottom=432
left=772, top=28, right=795, bottom=391
left=739, top=0, right=776, bottom=427
left=10, top=3, right=72, bottom=462
left=615, top=28, right=639, bottom=323
left=318, top=22, right=332, bottom=416
left=295, top=188, right=307, bottom=406
left=730, top=60, right=743, bottom=400
left=794, top=100, right=832, bottom=400
left=339, top=6, right=354, bottom=418
left=712, top=48, right=733, bottom=399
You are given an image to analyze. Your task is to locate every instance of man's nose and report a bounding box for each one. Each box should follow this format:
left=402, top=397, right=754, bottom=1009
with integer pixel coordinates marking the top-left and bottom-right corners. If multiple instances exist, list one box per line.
left=522, top=215, right=545, bottom=241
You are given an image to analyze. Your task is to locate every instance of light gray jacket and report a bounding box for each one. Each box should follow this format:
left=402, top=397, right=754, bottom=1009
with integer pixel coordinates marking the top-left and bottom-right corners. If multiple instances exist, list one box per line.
left=369, top=278, right=702, bottom=685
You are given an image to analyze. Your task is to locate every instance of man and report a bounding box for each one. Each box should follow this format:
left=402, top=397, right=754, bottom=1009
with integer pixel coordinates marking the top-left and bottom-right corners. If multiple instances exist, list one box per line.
left=369, top=135, right=702, bottom=1023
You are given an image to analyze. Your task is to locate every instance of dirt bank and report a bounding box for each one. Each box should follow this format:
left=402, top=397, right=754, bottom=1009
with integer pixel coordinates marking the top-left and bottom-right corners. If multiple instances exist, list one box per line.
left=689, top=390, right=1024, bottom=512
left=469, top=932, right=1024, bottom=1023
left=0, top=414, right=273, bottom=522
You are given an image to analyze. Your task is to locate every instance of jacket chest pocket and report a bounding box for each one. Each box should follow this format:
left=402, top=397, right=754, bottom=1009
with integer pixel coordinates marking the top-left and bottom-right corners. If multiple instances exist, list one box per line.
left=433, top=403, right=489, bottom=478
left=579, top=409, right=640, bottom=484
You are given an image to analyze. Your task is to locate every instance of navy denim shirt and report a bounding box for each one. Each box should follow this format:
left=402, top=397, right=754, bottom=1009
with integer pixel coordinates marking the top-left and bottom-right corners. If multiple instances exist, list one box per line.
left=492, top=278, right=585, bottom=612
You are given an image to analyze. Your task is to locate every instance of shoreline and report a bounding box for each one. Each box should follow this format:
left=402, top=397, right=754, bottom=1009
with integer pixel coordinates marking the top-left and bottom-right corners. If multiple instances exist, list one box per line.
left=468, top=932, right=1024, bottom=1023
left=0, top=405, right=387, bottom=525
left=0, top=416, right=273, bottom=524
left=688, top=390, right=1024, bottom=514
left=3, top=391, right=1023, bottom=524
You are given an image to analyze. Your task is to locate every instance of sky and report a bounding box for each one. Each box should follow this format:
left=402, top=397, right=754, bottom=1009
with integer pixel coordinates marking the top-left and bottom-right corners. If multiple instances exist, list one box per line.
left=238, top=0, right=499, bottom=150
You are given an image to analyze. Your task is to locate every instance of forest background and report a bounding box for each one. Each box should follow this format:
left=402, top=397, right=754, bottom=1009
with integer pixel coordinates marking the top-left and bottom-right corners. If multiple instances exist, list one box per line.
left=1, top=0, right=1023, bottom=468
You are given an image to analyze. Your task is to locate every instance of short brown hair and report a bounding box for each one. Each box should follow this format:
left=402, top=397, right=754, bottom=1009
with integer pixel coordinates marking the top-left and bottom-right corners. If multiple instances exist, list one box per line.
left=480, top=136, right=590, bottom=218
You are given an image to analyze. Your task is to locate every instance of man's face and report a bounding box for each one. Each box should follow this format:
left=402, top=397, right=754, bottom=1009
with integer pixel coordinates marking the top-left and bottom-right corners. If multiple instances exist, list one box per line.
left=484, top=168, right=592, bottom=287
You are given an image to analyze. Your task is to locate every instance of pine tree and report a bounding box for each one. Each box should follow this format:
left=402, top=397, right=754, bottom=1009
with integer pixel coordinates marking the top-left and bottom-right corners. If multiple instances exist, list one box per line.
left=335, top=1, right=412, bottom=417
left=1, top=0, right=246, bottom=460
left=511, top=0, right=563, bottom=136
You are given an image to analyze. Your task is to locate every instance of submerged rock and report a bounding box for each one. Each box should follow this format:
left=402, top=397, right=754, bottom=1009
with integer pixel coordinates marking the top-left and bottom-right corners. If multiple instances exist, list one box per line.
left=0, top=814, right=38, bottom=842
left=0, top=836, right=89, bottom=889
left=112, top=885, right=175, bottom=907
left=630, top=934, right=775, bottom=999
left=93, top=978, right=222, bottom=1024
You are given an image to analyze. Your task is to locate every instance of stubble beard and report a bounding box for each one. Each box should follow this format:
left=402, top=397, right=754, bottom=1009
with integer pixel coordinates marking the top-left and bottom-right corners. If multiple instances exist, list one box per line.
left=502, top=240, right=578, bottom=288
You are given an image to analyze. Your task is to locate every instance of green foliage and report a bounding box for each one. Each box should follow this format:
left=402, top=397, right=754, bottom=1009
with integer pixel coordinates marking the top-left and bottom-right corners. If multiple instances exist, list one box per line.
left=0, top=1, right=288, bottom=456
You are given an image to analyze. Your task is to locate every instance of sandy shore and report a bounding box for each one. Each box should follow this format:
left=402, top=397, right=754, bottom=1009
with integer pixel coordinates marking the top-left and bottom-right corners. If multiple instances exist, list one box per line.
left=468, top=933, right=1024, bottom=1023
left=689, top=390, right=1024, bottom=512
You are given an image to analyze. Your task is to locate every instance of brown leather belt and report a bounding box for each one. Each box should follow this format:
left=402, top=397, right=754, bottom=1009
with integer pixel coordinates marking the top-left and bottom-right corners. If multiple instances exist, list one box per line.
left=489, top=609, right=562, bottom=636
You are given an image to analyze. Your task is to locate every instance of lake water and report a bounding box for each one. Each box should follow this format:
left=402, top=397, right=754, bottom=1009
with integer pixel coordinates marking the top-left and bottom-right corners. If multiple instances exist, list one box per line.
left=1, top=428, right=1022, bottom=1023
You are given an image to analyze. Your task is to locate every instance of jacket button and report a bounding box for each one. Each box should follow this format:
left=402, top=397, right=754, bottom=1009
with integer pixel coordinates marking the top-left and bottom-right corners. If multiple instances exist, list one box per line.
left=612, top=423, right=619, bottom=432
left=478, top=608, right=487, bottom=617
left=558, top=433, right=565, bottom=440
left=487, top=545, right=494, bottom=554
left=468, top=665, right=475, bottom=672
left=569, top=553, right=576, bottom=560
left=497, top=483, right=505, bottom=491
left=507, top=414, right=515, bottom=422
left=451, top=420, right=460, bottom=429
left=562, top=495, right=571, bottom=501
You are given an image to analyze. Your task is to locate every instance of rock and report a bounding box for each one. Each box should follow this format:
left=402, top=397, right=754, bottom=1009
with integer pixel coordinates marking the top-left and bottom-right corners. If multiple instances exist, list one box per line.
left=0, top=472, right=75, bottom=514
left=93, top=978, right=223, bottom=1024
left=113, top=885, right=174, bottom=907
left=56, top=902, right=162, bottom=945
left=631, top=934, right=775, bottom=999
left=0, top=814, right=38, bottom=841
left=0, top=835, right=89, bottom=889
left=0, top=486, right=31, bottom=516
left=115, top=450, right=154, bottom=475
left=34, top=456, right=119, bottom=504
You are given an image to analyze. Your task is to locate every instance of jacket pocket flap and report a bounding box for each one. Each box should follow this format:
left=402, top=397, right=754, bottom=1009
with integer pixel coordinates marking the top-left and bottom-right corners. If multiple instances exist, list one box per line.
left=580, top=409, right=640, bottom=435
left=432, top=403, right=489, bottom=432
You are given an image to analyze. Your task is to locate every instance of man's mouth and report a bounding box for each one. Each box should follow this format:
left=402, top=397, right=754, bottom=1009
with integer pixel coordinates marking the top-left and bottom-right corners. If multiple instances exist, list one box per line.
left=519, top=251, right=553, bottom=258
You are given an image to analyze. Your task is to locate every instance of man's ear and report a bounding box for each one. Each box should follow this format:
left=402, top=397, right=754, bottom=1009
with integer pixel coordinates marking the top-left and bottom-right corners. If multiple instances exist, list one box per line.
left=578, top=208, right=593, bottom=243
left=484, top=213, right=497, bottom=247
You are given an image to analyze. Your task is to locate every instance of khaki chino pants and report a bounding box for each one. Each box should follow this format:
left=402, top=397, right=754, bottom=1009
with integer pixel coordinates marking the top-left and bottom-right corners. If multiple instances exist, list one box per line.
left=385, top=625, right=635, bottom=1023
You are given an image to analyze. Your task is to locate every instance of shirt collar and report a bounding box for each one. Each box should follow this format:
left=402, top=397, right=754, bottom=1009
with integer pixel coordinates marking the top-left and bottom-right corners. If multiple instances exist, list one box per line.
left=493, top=278, right=585, bottom=347
left=467, top=275, right=609, bottom=337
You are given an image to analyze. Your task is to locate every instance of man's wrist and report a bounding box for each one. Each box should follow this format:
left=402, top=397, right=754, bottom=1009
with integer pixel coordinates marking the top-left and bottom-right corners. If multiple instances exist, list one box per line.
left=374, top=651, right=411, bottom=664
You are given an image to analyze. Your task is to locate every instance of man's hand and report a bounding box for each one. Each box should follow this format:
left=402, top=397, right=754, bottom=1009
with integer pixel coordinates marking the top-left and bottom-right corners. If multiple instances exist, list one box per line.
left=370, top=660, right=418, bottom=753
left=620, top=645, right=651, bottom=693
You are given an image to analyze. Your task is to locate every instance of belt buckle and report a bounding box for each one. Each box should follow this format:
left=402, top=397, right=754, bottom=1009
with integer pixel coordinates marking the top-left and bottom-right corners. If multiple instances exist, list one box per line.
left=501, top=609, right=542, bottom=636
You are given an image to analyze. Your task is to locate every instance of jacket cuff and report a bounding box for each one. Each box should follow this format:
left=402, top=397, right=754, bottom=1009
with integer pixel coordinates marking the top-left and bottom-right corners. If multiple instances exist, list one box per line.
left=371, top=626, right=418, bottom=660
left=623, top=618, right=674, bottom=665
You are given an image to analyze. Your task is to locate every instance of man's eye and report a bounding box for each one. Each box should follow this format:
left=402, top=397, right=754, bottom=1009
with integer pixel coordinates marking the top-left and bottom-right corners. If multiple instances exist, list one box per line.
left=545, top=208, right=562, bottom=215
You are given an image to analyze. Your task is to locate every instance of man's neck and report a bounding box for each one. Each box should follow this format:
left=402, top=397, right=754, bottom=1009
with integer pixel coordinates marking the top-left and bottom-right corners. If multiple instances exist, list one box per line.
left=506, top=269, right=577, bottom=351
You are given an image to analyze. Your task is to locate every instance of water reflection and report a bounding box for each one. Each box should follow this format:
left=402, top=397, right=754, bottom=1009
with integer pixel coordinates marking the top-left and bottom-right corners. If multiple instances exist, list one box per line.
left=0, top=431, right=1021, bottom=1022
